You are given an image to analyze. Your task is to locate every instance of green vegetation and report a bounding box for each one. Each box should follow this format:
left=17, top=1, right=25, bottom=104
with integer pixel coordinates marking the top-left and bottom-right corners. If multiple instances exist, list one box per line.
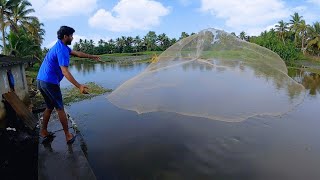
left=248, top=12, right=319, bottom=64
left=70, top=51, right=162, bottom=65
left=32, top=82, right=111, bottom=107
left=25, top=63, right=40, bottom=78
left=61, top=82, right=112, bottom=105
left=250, top=31, right=300, bottom=63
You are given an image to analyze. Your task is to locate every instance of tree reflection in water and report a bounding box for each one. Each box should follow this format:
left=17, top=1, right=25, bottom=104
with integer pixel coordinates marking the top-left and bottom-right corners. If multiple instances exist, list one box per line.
left=288, top=68, right=320, bottom=96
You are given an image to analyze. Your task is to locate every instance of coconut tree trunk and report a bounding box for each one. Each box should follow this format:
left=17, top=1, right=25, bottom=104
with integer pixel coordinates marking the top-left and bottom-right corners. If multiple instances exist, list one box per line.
left=0, top=8, right=6, bottom=55
left=302, top=35, right=306, bottom=55
left=1, top=23, right=6, bottom=54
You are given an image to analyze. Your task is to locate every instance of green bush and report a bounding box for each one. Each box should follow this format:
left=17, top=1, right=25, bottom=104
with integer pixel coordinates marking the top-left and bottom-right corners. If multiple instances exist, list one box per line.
left=250, top=31, right=301, bottom=63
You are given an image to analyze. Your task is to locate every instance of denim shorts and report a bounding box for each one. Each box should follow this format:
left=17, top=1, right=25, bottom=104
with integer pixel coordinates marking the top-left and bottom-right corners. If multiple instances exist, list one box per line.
left=37, top=80, right=64, bottom=110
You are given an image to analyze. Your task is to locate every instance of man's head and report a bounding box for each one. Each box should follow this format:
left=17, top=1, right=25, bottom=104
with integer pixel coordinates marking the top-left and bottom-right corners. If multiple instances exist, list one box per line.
left=57, top=26, right=75, bottom=45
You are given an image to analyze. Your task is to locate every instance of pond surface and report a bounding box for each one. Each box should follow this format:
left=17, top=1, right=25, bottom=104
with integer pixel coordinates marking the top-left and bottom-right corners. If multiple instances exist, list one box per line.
left=61, top=61, right=320, bottom=180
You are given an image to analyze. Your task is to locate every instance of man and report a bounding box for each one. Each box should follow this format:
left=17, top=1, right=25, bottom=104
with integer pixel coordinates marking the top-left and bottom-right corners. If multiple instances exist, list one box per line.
left=37, top=26, right=100, bottom=144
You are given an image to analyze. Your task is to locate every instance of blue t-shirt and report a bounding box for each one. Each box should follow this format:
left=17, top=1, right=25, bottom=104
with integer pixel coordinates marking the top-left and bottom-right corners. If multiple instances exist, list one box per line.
left=37, top=40, right=72, bottom=85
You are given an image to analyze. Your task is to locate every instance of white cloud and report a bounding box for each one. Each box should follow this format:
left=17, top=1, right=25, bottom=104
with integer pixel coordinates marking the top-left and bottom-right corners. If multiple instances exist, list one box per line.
left=291, top=5, right=308, bottom=12
left=88, top=0, right=170, bottom=32
left=308, top=0, right=320, bottom=6
left=45, top=34, right=110, bottom=48
left=246, top=24, right=277, bottom=36
left=29, top=0, right=97, bottom=20
left=200, top=0, right=290, bottom=35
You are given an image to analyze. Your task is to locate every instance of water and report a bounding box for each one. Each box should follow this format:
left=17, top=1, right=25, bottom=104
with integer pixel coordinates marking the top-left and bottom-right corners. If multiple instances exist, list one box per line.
left=62, top=61, right=320, bottom=180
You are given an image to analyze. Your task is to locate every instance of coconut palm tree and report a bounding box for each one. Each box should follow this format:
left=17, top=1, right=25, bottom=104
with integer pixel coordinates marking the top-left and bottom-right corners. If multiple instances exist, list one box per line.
left=133, top=36, right=141, bottom=52
left=179, top=32, right=189, bottom=40
left=157, top=33, right=170, bottom=51
left=124, top=36, right=133, bottom=53
left=9, top=0, right=36, bottom=33
left=0, top=0, right=21, bottom=54
left=144, top=31, right=157, bottom=51
left=73, top=42, right=80, bottom=51
left=307, top=22, right=320, bottom=55
left=107, top=38, right=115, bottom=53
left=239, top=31, right=247, bottom=41
left=98, top=39, right=104, bottom=46
left=88, top=39, right=95, bottom=54
left=289, top=12, right=303, bottom=43
left=25, top=18, right=45, bottom=45
left=6, top=28, right=39, bottom=58
left=275, top=20, right=289, bottom=44
left=297, top=20, right=309, bottom=54
left=115, top=37, right=125, bottom=53
left=170, top=38, right=177, bottom=46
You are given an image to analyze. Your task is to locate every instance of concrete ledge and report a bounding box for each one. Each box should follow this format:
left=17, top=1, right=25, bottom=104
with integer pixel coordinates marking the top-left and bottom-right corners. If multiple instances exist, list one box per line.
left=38, top=110, right=96, bottom=180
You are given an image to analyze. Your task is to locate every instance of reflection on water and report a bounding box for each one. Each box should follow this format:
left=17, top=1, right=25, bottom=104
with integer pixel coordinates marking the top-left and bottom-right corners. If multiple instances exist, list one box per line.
left=70, top=61, right=142, bottom=75
left=288, top=68, right=320, bottom=96
left=66, top=61, right=320, bottom=180
left=60, top=61, right=149, bottom=89
left=71, top=61, right=97, bottom=75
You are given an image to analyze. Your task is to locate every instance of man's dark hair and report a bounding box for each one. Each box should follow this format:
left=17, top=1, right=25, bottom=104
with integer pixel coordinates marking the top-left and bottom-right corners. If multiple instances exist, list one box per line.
left=57, top=26, right=75, bottom=40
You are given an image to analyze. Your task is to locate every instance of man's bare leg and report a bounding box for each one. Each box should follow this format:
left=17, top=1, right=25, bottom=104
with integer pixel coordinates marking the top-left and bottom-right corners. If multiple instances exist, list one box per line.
left=40, top=108, right=53, bottom=137
left=56, top=108, right=73, bottom=141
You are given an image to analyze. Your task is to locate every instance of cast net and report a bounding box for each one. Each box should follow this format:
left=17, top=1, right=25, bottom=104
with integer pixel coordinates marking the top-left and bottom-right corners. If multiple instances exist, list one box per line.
left=107, top=28, right=305, bottom=122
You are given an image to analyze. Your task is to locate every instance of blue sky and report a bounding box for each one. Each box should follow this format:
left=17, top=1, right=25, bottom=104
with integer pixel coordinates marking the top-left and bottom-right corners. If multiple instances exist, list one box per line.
left=29, top=0, right=320, bottom=48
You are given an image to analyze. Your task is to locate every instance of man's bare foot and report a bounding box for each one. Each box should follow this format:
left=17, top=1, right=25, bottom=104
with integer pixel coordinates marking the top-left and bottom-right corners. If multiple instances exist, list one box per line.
left=66, top=133, right=77, bottom=144
left=40, top=129, right=49, bottom=137
left=66, top=133, right=74, bottom=141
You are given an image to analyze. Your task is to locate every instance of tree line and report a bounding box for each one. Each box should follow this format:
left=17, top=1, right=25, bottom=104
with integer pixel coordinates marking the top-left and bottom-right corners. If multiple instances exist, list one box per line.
left=72, top=31, right=195, bottom=55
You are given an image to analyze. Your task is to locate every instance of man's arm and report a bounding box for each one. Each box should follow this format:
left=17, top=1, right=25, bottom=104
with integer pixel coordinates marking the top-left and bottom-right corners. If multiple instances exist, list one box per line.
left=71, top=50, right=101, bottom=61
left=61, top=66, right=88, bottom=94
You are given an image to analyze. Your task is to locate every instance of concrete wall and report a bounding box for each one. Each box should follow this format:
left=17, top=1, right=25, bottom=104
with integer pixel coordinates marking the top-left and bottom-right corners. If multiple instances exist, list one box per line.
left=0, top=64, right=30, bottom=122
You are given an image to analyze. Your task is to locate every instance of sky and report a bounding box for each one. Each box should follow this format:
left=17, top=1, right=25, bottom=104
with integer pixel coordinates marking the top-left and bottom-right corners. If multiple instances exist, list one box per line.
left=28, top=0, right=320, bottom=48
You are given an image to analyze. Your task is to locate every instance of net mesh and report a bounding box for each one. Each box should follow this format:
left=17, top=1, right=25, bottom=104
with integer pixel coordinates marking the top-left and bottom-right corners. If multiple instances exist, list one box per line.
left=107, top=28, right=305, bottom=122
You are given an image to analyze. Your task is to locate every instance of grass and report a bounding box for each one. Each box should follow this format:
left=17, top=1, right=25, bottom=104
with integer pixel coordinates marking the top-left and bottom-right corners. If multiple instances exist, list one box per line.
left=25, top=63, right=40, bottom=79
left=70, top=51, right=163, bottom=63
left=61, top=82, right=112, bottom=105
left=71, top=55, right=116, bottom=63
left=31, top=82, right=112, bottom=108
left=135, top=58, right=154, bottom=63
left=287, top=54, right=320, bottom=69
left=25, top=70, right=38, bottom=79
